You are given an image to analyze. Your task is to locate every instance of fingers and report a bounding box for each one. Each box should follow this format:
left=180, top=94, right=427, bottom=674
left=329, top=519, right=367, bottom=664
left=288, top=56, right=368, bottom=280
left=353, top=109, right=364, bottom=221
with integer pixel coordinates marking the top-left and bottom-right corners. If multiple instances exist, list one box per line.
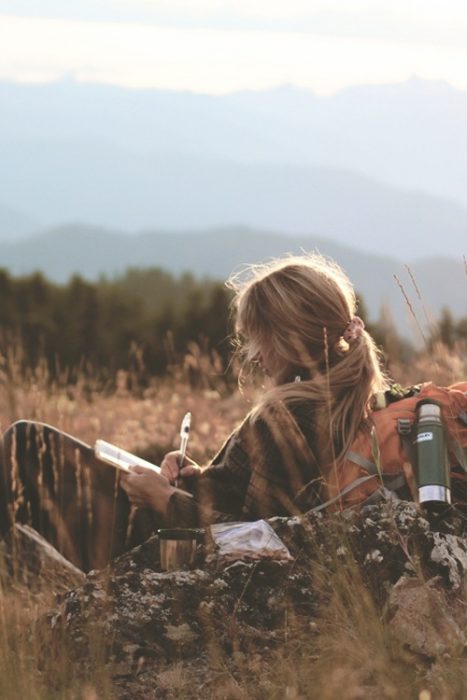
left=120, top=466, right=173, bottom=514
left=160, top=451, right=184, bottom=484
left=160, top=451, right=200, bottom=485
left=179, top=464, right=201, bottom=478
left=127, top=464, right=150, bottom=475
left=120, top=468, right=159, bottom=508
left=121, top=465, right=154, bottom=502
left=120, top=470, right=139, bottom=496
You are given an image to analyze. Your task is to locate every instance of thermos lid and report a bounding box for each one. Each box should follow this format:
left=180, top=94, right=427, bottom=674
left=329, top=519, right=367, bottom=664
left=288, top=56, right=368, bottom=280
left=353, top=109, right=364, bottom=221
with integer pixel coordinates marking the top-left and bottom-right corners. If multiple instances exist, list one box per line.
left=416, top=399, right=441, bottom=419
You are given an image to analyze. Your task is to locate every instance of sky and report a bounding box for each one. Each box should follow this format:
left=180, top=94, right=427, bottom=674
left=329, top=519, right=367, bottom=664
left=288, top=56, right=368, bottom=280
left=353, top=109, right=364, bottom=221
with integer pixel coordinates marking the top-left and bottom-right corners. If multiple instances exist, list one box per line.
left=1, top=0, right=467, bottom=94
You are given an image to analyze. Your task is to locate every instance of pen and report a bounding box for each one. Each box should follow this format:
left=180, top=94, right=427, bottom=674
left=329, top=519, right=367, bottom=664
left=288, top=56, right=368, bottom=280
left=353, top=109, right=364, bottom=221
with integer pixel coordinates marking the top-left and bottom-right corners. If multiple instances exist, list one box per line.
left=177, top=412, right=191, bottom=487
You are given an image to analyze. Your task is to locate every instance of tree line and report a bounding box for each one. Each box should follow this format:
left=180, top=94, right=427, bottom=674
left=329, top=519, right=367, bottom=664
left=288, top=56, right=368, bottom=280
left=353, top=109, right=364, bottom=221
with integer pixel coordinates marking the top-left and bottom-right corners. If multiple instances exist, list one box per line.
left=0, top=268, right=232, bottom=381
left=0, top=267, right=465, bottom=382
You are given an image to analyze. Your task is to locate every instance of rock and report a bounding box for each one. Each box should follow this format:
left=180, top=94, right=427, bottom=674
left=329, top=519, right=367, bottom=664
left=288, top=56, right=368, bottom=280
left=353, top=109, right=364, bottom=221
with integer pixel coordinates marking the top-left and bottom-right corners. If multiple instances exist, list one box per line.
left=429, top=531, right=467, bottom=590
left=35, top=499, right=466, bottom=693
left=387, top=576, right=466, bottom=658
left=0, top=523, right=85, bottom=595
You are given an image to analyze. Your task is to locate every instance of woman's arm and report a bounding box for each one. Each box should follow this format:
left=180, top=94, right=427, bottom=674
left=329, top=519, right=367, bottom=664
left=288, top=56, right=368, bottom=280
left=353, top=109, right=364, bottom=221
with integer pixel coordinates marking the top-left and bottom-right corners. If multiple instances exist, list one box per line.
left=122, top=403, right=323, bottom=527
left=166, top=404, right=323, bottom=525
left=121, top=423, right=253, bottom=526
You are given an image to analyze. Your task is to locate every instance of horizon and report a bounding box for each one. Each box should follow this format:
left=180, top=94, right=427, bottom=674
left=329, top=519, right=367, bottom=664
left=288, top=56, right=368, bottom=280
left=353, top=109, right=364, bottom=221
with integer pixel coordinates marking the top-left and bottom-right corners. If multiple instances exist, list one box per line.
left=1, top=72, right=465, bottom=99
left=2, top=2, right=467, bottom=95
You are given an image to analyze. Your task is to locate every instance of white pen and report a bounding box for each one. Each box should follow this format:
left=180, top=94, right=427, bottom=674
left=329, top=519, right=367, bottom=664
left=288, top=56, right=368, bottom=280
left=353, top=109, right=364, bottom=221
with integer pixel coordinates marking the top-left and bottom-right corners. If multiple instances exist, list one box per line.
left=177, top=411, right=191, bottom=487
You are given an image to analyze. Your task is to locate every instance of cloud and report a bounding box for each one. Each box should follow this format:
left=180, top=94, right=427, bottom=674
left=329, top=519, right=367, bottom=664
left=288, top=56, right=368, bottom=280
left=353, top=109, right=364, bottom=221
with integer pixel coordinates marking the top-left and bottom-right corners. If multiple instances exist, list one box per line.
left=1, top=0, right=467, bottom=46
left=1, top=11, right=467, bottom=95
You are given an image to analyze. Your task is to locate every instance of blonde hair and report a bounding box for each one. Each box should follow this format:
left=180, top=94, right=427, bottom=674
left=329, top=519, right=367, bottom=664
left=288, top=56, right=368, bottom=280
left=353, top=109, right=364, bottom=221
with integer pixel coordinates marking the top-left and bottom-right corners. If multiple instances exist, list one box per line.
left=227, top=253, right=390, bottom=467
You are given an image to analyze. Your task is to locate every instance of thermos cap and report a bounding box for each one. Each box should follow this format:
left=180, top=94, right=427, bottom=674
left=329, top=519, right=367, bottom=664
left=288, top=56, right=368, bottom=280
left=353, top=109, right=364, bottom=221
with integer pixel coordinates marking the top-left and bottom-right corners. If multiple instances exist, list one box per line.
left=417, top=401, right=441, bottom=420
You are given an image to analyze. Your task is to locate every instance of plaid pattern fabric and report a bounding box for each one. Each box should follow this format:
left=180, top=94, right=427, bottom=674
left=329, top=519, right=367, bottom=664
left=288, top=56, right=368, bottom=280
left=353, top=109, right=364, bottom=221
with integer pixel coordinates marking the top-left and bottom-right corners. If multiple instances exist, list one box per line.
left=0, top=420, right=161, bottom=570
left=168, top=402, right=324, bottom=527
left=0, top=408, right=325, bottom=564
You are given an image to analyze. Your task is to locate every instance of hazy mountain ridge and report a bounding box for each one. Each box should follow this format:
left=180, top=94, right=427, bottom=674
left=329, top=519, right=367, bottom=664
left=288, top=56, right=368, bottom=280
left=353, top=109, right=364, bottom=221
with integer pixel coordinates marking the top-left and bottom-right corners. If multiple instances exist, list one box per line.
left=0, top=138, right=466, bottom=260
left=1, top=77, right=466, bottom=264
left=1, top=225, right=464, bottom=334
left=1, top=76, right=466, bottom=206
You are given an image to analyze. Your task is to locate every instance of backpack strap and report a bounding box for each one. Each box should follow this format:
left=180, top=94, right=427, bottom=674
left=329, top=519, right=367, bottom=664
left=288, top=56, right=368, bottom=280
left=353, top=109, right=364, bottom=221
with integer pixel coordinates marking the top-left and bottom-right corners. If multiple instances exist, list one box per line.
left=312, top=446, right=408, bottom=514
left=306, top=474, right=378, bottom=514
left=346, top=450, right=379, bottom=474
left=306, top=471, right=407, bottom=514
left=397, top=417, right=416, bottom=469
left=346, top=450, right=407, bottom=493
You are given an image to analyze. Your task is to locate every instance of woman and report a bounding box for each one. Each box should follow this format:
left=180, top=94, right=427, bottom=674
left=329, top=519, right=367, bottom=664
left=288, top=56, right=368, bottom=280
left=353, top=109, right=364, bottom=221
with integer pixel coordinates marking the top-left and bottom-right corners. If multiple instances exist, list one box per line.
left=122, top=254, right=388, bottom=521
left=0, top=254, right=388, bottom=571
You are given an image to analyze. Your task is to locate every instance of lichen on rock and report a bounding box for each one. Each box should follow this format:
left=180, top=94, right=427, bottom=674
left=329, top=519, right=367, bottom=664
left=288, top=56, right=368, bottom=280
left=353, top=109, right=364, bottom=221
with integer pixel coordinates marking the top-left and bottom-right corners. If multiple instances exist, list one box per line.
left=21, top=498, right=466, bottom=696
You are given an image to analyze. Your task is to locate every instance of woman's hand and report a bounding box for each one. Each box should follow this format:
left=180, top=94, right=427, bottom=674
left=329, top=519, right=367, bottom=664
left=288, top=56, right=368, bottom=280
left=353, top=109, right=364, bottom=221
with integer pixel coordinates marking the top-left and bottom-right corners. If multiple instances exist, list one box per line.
left=120, top=466, right=174, bottom=516
left=160, top=450, right=201, bottom=485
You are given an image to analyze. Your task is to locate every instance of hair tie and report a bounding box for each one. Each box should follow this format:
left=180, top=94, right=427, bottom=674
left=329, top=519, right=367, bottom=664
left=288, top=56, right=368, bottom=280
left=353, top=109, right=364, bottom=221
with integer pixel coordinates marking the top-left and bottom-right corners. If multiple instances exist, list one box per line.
left=343, top=316, right=365, bottom=343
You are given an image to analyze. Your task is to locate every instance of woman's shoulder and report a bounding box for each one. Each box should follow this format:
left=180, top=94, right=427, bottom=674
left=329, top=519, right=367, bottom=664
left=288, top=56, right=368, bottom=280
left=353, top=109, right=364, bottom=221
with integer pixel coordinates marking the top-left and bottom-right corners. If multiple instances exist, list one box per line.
left=242, top=398, right=315, bottom=444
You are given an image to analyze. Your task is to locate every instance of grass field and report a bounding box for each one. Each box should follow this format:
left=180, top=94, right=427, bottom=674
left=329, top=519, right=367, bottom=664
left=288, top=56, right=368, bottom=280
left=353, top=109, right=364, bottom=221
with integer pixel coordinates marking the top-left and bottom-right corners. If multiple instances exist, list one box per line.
left=0, top=341, right=466, bottom=699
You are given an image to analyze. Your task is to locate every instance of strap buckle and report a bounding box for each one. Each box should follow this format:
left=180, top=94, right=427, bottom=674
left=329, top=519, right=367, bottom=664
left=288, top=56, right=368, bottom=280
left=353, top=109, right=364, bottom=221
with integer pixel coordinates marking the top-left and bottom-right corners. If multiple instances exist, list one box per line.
left=397, top=418, right=412, bottom=436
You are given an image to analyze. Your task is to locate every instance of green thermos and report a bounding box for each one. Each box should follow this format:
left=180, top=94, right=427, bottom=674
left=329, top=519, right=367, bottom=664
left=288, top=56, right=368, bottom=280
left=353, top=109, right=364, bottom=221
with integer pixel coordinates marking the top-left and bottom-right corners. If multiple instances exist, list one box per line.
left=414, top=399, right=451, bottom=505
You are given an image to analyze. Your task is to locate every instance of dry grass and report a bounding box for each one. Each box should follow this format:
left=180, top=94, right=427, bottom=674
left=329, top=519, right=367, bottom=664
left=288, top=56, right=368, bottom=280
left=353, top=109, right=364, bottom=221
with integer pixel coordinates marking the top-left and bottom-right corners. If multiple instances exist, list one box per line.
left=0, top=359, right=249, bottom=465
left=0, top=594, right=115, bottom=699
left=391, top=341, right=467, bottom=388
left=0, top=341, right=466, bottom=699
left=0, top=350, right=253, bottom=699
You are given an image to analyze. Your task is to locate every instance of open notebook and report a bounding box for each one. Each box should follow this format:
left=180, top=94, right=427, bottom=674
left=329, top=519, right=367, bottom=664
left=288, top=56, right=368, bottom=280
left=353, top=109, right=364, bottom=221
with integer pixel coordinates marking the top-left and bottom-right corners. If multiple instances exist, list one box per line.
left=94, top=439, right=161, bottom=473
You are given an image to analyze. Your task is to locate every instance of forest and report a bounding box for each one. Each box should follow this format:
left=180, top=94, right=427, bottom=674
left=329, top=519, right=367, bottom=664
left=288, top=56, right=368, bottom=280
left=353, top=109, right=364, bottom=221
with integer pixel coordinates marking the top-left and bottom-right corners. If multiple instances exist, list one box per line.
left=0, top=267, right=232, bottom=379
left=0, top=266, right=466, bottom=382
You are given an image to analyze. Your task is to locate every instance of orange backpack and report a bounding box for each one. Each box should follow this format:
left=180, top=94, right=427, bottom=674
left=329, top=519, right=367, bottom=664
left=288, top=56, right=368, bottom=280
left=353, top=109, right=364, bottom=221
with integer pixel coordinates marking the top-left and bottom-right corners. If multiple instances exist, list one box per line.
left=322, top=382, right=467, bottom=511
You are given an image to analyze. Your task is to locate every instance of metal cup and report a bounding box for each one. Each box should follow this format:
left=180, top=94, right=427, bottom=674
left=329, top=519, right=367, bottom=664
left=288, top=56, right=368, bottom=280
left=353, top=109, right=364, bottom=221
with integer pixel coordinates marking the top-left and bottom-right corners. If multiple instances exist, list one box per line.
left=157, top=529, right=200, bottom=571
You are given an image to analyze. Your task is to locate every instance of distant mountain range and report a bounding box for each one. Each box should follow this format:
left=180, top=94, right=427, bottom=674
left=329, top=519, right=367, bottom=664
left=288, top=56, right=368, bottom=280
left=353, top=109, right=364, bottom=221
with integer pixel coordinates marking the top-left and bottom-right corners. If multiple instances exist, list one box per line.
left=1, top=76, right=467, bottom=205
left=1, top=141, right=466, bottom=260
left=0, top=77, right=466, bottom=262
left=1, top=225, right=465, bottom=335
